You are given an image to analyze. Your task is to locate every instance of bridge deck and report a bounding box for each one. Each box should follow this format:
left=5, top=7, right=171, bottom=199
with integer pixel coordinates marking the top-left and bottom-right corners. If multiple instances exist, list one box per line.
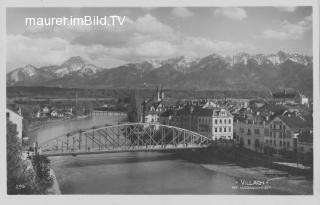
left=43, top=145, right=209, bottom=157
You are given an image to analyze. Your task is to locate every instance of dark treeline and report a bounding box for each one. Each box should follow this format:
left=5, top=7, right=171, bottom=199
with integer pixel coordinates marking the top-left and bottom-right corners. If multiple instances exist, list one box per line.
left=7, top=86, right=269, bottom=100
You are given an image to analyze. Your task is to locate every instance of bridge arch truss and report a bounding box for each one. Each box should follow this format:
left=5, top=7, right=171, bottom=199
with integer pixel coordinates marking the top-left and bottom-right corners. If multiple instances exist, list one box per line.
left=40, top=123, right=211, bottom=156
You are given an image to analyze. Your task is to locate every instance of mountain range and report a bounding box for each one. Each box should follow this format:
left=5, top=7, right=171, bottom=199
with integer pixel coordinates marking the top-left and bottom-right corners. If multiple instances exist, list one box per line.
left=6, top=51, right=313, bottom=96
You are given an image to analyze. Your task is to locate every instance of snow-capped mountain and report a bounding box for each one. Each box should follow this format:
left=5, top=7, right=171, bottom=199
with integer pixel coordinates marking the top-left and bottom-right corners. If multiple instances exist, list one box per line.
left=7, top=64, right=38, bottom=84
left=7, top=51, right=312, bottom=93
left=7, top=56, right=102, bottom=85
left=53, top=56, right=102, bottom=77
left=226, top=51, right=312, bottom=66
left=161, top=56, right=199, bottom=73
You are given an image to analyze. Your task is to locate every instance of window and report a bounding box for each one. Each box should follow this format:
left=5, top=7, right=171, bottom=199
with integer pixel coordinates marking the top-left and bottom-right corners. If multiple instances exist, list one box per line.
left=229, top=119, right=231, bottom=124
left=215, top=119, right=218, bottom=124
left=215, top=128, right=217, bottom=132
left=220, top=119, right=222, bottom=124
left=254, top=129, right=260, bottom=134
left=228, top=127, right=231, bottom=132
left=6, top=112, right=10, bottom=118
left=283, top=125, right=286, bottom=130
left=224, top=127, right=227, bottom=132
left=219, top=127, right=222, bottom=132
left=266, top=140, right=268, bottom=144
left=247, top=129, right=251, bottom=135
left=240, top=128, right=244, bottom=133
left=248, top=139, right=251, bottom=145
left=273, top=140, right=276, bottom=146
left=224, top=119, right=226, bottom=124
left=279, top=141, right=282, bottom=147
left=287, top=142, right=290, bottom=147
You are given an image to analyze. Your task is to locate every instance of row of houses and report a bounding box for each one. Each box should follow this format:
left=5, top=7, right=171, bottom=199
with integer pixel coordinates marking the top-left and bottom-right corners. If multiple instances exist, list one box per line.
left=35, top=106, right=73, bottom=118
left=140, top=88, right=313, bottom=156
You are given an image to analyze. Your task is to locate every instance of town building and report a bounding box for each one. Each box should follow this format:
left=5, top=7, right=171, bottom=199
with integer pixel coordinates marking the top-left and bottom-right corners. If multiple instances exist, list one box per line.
left=176, top=101, right=233, bottom=140
left=159, top=109, right=175, bottom=125
left=141, top=87, right=166, bottom=123
left=266, top=115, right=312, bottom=153
left=6, top=108, right=23, bottom=141
left=234, top=118, right=269, bottom=152
left=197, top=107, right=233, bottom=140
left=270, top=90, right=309, bottom=106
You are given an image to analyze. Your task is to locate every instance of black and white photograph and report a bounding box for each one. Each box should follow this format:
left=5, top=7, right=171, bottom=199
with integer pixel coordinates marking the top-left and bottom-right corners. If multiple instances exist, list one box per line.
left=2, top=0, right=319, bottom=200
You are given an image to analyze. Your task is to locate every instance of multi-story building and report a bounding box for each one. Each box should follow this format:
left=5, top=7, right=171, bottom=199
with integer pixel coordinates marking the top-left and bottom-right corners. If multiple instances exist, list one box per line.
left=234, top=119, right=269, bottom=152
left=176, top=105, right=199, bottom=131
left=197, top=107, right=233, bottom=140
left=266, top=115, right=311, bottom=152
left=176, top=102, right=234, bottom=140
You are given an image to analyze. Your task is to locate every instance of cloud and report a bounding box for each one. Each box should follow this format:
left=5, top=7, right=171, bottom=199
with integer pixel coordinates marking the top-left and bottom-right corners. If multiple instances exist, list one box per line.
left=260, top=15, right=312, bottom=40
left=213, top=7, right=247, bottom=20
left=6, top=34, right=128, bottom=70
left=180, top=37, right=256, bottom=57
left=277, top=7, right=297, bottom=12
left=171, top=7, right=194, bottom=18
left=135, top=41, right=177, bottom=58
left=7, top=13, right=256, bottom=70
left=134, top=14, right=174, bottom=35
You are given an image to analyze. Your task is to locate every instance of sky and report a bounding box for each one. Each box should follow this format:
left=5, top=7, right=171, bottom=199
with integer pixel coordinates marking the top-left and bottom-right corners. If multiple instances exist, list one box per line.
left=6, top=7, right=312, bottom=71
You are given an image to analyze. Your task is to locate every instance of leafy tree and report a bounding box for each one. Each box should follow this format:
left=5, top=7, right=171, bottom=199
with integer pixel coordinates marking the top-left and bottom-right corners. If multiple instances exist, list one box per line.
left=31, top=155, right=54, bottom=193
left=7, top=120, right=37, bottom=194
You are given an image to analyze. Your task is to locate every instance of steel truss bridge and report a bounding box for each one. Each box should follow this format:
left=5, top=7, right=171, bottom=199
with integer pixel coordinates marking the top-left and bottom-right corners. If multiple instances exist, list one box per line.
left=39, top=123, right=211, bottom=156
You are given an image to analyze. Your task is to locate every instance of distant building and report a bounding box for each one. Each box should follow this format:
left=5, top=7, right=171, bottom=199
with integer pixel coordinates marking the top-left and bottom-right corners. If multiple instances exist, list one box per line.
left=270, top=90, right=308, bottom=106
left=50, top=110, right=59, bottom=117
left=141, top=87, right=166, bottom=123
left=42, top=106, right=50, bottom=114
left=299, top=94, right=309, bottom=107
left=6, top=108, right=23, bottom=140
left=159, top=109, right=175, bottom=125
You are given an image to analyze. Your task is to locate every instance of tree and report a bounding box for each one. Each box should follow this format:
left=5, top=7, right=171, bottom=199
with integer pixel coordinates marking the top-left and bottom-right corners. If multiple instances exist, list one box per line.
left=7, top=120, right=37, bottom=194
left=31, top=155, right=54, bottom=193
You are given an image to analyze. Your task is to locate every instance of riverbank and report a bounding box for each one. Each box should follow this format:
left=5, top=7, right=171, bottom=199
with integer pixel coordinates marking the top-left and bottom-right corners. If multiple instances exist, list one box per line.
left=174, top=146, right=313, bottom=194
left=201, top=163, right=312, bottom=194
left=46, top=169, right=62, bottom=194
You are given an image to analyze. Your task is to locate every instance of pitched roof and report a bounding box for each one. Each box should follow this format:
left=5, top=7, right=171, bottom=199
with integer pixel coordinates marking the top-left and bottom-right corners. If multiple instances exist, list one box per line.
left=272, top=91, right=297, bottom=99
left=277, top=115, right=309, bottom=130
left=258, top=103, right=287, bottom=114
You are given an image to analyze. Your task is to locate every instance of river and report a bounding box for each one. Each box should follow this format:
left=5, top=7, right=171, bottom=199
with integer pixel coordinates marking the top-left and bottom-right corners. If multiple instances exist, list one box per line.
left=31, top=114, right=311, bottom=195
